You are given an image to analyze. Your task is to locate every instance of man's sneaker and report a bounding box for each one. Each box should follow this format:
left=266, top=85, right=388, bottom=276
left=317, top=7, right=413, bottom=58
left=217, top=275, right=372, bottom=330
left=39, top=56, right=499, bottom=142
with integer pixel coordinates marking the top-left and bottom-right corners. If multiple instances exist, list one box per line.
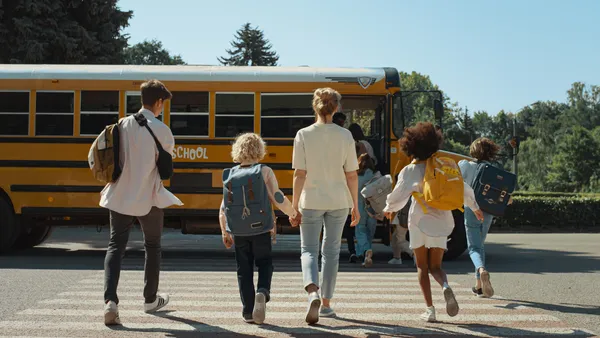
left=242, top=313, right=254, bottom=323
left=363, top=249, right=373, bottom=268
left=319, top=306, right=336, bottom=317
left=480, top=270, right=495, bottom=298
left=388, top=258, right=403, bottom=265
left=252, top=292, right=267, bottom=324
left=443, top=287, right=459, bottom=317
left=472, top=287, right=484, bottom=297
left=144, top=293, right=170, bottom=313
left=420, top=306, right=436, bottom=322
left=305, top=292, right=321, bottom=324
left=349, top=254, right=358, bottom=263
left=104, top=301, right=121, bottom=325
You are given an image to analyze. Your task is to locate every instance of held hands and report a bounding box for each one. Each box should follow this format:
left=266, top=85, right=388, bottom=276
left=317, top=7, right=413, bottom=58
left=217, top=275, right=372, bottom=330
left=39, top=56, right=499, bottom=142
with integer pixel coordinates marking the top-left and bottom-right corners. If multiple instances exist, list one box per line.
left=222, top=232, right=233, bottom=249
left=289, top=209, right=302, bottom=227
left=350, top=207, right=360, bottom=227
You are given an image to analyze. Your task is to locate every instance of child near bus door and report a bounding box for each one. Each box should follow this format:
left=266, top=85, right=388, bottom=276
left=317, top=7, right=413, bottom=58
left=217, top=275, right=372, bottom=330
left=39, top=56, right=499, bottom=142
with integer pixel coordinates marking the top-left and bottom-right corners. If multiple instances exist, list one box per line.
left=219, top=133, right=297, bottom=324
left=383, top=122, right=483, bottom=322
left=355, top=153, right=378, bottom=267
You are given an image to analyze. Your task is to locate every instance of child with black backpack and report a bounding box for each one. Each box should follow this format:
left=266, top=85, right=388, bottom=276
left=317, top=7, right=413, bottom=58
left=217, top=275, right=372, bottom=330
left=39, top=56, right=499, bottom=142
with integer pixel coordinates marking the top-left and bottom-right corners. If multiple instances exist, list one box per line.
left=219, top=133, right=298, bottom=324
left=458, top=138, right=515, bottom=299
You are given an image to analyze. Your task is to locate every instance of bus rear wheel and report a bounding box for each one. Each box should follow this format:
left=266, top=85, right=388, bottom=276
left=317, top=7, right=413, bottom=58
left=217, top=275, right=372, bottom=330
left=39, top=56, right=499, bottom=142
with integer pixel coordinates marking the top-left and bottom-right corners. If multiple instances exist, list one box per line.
left=444, top=210, right=468, bottom=261
left=14, top=225, right=54, bottom=250
left=0, top=195, right=20, bottom=253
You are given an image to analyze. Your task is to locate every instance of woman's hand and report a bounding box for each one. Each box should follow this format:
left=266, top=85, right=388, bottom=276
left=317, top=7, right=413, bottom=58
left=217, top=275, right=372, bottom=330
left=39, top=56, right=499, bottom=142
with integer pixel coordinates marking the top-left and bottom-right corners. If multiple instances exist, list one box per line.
left=290, top=210, right=302, bottom=227
left=384, top=211, right=395, bottom=221
left=350, top=207, right=360, bottom=227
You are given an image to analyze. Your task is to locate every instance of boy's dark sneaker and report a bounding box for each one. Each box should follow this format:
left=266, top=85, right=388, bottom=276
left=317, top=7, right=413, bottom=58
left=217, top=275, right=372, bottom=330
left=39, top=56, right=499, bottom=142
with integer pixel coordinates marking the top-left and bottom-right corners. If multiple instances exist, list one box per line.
left=349, top=254, right=358, bottom=263
left=243, top=313, right=254, bottom=323
left=471, top=287, right=484, bottom=297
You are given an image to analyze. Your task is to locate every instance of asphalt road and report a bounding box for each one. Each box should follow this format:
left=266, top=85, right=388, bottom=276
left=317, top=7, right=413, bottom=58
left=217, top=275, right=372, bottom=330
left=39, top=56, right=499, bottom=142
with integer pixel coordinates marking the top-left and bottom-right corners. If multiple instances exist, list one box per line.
left=0, top=227, right=598, bottom=337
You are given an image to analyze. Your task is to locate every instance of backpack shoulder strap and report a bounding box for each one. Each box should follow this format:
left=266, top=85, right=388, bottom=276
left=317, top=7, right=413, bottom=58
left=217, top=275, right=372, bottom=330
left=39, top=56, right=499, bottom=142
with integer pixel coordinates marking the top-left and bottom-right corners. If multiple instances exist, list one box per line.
left=134, top=113, right=165, bottom=152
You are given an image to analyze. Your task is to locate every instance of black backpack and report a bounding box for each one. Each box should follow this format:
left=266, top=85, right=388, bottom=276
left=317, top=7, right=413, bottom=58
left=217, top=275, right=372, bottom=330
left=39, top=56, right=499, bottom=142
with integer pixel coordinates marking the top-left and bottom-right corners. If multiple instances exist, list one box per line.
left=471, top=160, right=516, bottom=217
left=133, top=113, right=173, bottom=180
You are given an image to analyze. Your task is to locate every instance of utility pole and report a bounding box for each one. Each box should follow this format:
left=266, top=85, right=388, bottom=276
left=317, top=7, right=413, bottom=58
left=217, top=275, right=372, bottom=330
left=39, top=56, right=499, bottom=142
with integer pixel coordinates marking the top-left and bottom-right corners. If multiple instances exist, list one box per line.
left=512, top=117, right=518, bottom=189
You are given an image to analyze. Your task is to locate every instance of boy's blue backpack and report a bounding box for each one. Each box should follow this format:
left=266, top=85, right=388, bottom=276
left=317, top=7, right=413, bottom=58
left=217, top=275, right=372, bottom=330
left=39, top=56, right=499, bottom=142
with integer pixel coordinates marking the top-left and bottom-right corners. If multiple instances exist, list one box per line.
left=222, top=164, right=274, bottom=236
left=471, top=161, right=516, bottom=217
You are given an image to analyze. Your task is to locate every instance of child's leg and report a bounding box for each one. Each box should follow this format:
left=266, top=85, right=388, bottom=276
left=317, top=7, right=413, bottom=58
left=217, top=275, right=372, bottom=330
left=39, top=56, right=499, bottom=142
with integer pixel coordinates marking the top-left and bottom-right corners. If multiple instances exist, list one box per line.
left=413, top=246, right=433, bottom=307
left=253, top=232, right=273, bottom=299
left=366, top=217, right=377, bottom=250
left=233, top=235, right=255, bottom=315
left=428, top=248, right=448, bottom=288
left=354, top=221, right=368, bottom=258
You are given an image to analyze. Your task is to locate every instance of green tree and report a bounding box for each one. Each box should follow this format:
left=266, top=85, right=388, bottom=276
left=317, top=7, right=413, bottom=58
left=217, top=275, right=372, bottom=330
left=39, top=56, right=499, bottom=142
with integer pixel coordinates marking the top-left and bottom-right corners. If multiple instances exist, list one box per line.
left=123, top=39, right=185, bottom=65
left=546, top=126, right=600, bottom=192
left=0, top=0, right=132, bottom=64
left=471, top=110, right=494, bottom=138
left=218, top=23, right=279, bottom=66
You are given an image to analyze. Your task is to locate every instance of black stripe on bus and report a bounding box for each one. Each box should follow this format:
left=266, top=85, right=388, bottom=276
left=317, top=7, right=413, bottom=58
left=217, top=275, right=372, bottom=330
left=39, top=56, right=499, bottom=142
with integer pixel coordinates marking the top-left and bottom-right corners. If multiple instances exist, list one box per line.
left=11, top=185, right=294, bottom=196
left=0, top=160, right=292, bottom=170
left=0, top=137, right=293, bottom=146
left=20, top=207, right=223, bottom=217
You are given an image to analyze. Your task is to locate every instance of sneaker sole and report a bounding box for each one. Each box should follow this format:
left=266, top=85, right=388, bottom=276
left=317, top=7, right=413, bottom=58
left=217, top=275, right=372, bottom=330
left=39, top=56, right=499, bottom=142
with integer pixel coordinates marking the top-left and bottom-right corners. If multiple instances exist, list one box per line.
left=444, top=288, right=459, bottom=317
left=305, top=298, right=321, bottom=324
left=364, top=251, right=373, bottom=268
left=480, top=271, right=494, bottom=298
left=104, top=311, right=121, bottom=326
left=253, top=293, right=266, bottom=324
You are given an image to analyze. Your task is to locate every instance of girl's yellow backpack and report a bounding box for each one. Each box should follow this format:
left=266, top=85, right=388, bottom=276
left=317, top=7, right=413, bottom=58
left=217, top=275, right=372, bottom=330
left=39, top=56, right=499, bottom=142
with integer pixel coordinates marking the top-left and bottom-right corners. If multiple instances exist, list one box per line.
left=411, top=152, right=465, bottom=213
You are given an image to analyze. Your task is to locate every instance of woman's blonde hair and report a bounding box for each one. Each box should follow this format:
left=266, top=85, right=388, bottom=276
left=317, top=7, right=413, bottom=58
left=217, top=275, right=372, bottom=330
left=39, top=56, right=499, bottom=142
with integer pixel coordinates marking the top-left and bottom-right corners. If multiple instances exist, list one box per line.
left=312, top=87, right=341, bottom=119
left=469, top=137, right=500, bottom=161
left=231, top=133, right=266, bottom=163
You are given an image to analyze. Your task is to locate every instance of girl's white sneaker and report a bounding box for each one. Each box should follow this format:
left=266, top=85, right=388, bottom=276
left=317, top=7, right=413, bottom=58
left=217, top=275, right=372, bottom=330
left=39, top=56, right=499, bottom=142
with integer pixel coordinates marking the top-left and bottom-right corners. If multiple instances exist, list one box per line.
left=420, top=306, right=436, bottom=322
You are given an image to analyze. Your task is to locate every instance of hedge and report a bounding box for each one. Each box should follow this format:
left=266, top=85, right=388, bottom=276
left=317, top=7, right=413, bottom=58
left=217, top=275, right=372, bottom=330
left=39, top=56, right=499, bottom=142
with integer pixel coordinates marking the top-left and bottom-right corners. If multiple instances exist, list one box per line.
left=492, top=195, right=600, bottom=231
left=512, top=191, right=599, bottom=198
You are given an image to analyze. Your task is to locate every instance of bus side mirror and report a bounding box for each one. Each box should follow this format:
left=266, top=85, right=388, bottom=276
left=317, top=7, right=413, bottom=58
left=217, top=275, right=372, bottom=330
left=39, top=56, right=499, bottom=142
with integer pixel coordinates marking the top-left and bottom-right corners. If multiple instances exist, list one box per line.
left=433, top=99, right=444, bottom=120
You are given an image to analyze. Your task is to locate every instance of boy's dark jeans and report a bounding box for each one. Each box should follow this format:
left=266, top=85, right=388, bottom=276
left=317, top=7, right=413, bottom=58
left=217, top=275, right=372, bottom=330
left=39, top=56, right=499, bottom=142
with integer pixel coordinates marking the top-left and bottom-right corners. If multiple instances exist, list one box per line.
left=104, top=207, right=163, bottom=305
left=342, top=216, right=355, bottom=255
left=233, top=232, right=273, bottom=315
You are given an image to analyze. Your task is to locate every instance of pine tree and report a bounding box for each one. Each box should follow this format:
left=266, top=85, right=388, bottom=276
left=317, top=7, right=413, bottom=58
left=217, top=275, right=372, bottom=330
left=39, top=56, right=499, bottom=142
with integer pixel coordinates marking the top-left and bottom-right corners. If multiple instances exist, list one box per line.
left=0, top=0, right=132, bottom=64
left=218, top=23, right=279, bottom=66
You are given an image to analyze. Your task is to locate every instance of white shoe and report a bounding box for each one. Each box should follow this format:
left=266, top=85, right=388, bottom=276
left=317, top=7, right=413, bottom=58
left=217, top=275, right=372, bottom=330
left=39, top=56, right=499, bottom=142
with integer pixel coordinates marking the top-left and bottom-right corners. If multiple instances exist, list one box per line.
left=144, top=293, right=170, bottom=313
left=443, top=287, right=459, bottom=317
left=104, top=301, right=121, bottom=325
left=420, top=306, right=436, bottom=322
left=305, top=292, right=321, bottom=324
left=253, top=292, right=267, bottom=324
left=388, top=258, right=403, bottom=265
left=363, top=249, right=373, bottom=268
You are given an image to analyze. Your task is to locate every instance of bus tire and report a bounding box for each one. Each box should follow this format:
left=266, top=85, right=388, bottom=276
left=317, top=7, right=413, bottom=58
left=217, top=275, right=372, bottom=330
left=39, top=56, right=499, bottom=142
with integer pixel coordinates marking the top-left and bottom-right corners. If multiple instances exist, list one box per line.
left=443, top=210, right=467, bottom=261
left=14, top=226, right=54, bottom=250
left=0, top=194, right=20, bottom=254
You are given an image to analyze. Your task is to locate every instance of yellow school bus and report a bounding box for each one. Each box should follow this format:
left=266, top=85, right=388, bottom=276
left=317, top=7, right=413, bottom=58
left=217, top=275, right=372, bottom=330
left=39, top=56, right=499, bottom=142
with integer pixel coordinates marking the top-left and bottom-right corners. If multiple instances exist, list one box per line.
left=0, top=64, right=469, bottom=258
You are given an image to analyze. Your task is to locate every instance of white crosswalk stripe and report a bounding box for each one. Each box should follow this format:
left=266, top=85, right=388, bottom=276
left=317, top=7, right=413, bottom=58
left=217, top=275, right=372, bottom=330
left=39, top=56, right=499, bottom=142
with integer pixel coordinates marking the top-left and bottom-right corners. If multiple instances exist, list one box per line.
left=0, top=259, right=594, bottom=337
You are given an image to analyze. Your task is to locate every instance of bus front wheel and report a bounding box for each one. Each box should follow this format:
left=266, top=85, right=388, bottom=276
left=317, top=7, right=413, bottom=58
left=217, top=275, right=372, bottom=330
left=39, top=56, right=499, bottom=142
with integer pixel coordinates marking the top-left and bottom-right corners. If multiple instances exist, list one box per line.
left=14, top=225, right=54, bottom=250
left=0, top=194, right=20, bottom=253
left=444, top=210, right=468, bottom=261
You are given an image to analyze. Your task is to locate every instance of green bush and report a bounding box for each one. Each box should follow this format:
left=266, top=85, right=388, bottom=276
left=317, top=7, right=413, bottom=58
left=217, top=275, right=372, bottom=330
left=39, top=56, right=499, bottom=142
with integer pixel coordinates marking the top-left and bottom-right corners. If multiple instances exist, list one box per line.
left=494, top=195, right=600, bottom=230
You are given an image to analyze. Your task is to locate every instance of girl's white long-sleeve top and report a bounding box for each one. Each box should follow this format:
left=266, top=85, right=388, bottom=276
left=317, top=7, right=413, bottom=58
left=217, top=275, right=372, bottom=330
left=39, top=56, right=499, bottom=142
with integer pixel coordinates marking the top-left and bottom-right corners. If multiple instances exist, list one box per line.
left=383, top=163, right=480, bottom=237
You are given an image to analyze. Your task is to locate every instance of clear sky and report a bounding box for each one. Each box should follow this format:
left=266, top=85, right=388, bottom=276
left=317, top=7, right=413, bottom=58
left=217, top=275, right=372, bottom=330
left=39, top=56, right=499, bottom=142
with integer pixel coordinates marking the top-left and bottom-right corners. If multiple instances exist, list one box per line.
left=118, top=0, right=600, bottom=115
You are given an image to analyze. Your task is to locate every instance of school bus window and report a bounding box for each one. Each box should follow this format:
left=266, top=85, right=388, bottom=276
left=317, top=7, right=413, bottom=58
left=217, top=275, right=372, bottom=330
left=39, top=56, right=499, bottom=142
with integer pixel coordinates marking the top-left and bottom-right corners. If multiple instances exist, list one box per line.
left=215, top=93, right=254, bottom=137
left=261, top=94, right=314, bottom=138
left=35, top=92, right=74, bottom=136
left=170, top=91, right=209, bottom=137
left=0, top=91, right=29, bottom=136
left=80, top=91, right=119, bottom=136
left=126, top=93, right=141, bottom=115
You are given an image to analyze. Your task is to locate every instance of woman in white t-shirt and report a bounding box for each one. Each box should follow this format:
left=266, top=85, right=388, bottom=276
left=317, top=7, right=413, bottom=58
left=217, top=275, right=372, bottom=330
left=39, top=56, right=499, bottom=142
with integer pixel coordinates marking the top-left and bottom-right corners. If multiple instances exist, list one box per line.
left=291, top=87, right=360, bottom=325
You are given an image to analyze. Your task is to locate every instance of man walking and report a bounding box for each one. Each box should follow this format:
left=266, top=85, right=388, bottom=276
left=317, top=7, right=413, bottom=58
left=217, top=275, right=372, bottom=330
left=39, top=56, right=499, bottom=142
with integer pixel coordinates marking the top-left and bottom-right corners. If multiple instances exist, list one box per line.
left=101, top=79, right=183, bottom=325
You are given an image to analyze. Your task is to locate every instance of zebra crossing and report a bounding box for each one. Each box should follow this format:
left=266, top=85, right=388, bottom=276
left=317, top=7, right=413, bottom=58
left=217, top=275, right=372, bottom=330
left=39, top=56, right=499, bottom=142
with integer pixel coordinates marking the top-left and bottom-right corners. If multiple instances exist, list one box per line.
left=0, top=258, right=595, bottom=337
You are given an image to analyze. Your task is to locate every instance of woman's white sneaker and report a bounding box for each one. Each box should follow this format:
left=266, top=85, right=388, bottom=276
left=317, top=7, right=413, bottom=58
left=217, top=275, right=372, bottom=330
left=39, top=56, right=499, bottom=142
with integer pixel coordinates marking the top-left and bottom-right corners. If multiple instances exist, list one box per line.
left=420, top=306, right=436, bottom=322
left=104, top=301, right=121, bottom=325
left=388, top=258, right=403, bottom=265
left=144, top=293, right=170, bottom=313
left=305, top=292, right=321, bottom=324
